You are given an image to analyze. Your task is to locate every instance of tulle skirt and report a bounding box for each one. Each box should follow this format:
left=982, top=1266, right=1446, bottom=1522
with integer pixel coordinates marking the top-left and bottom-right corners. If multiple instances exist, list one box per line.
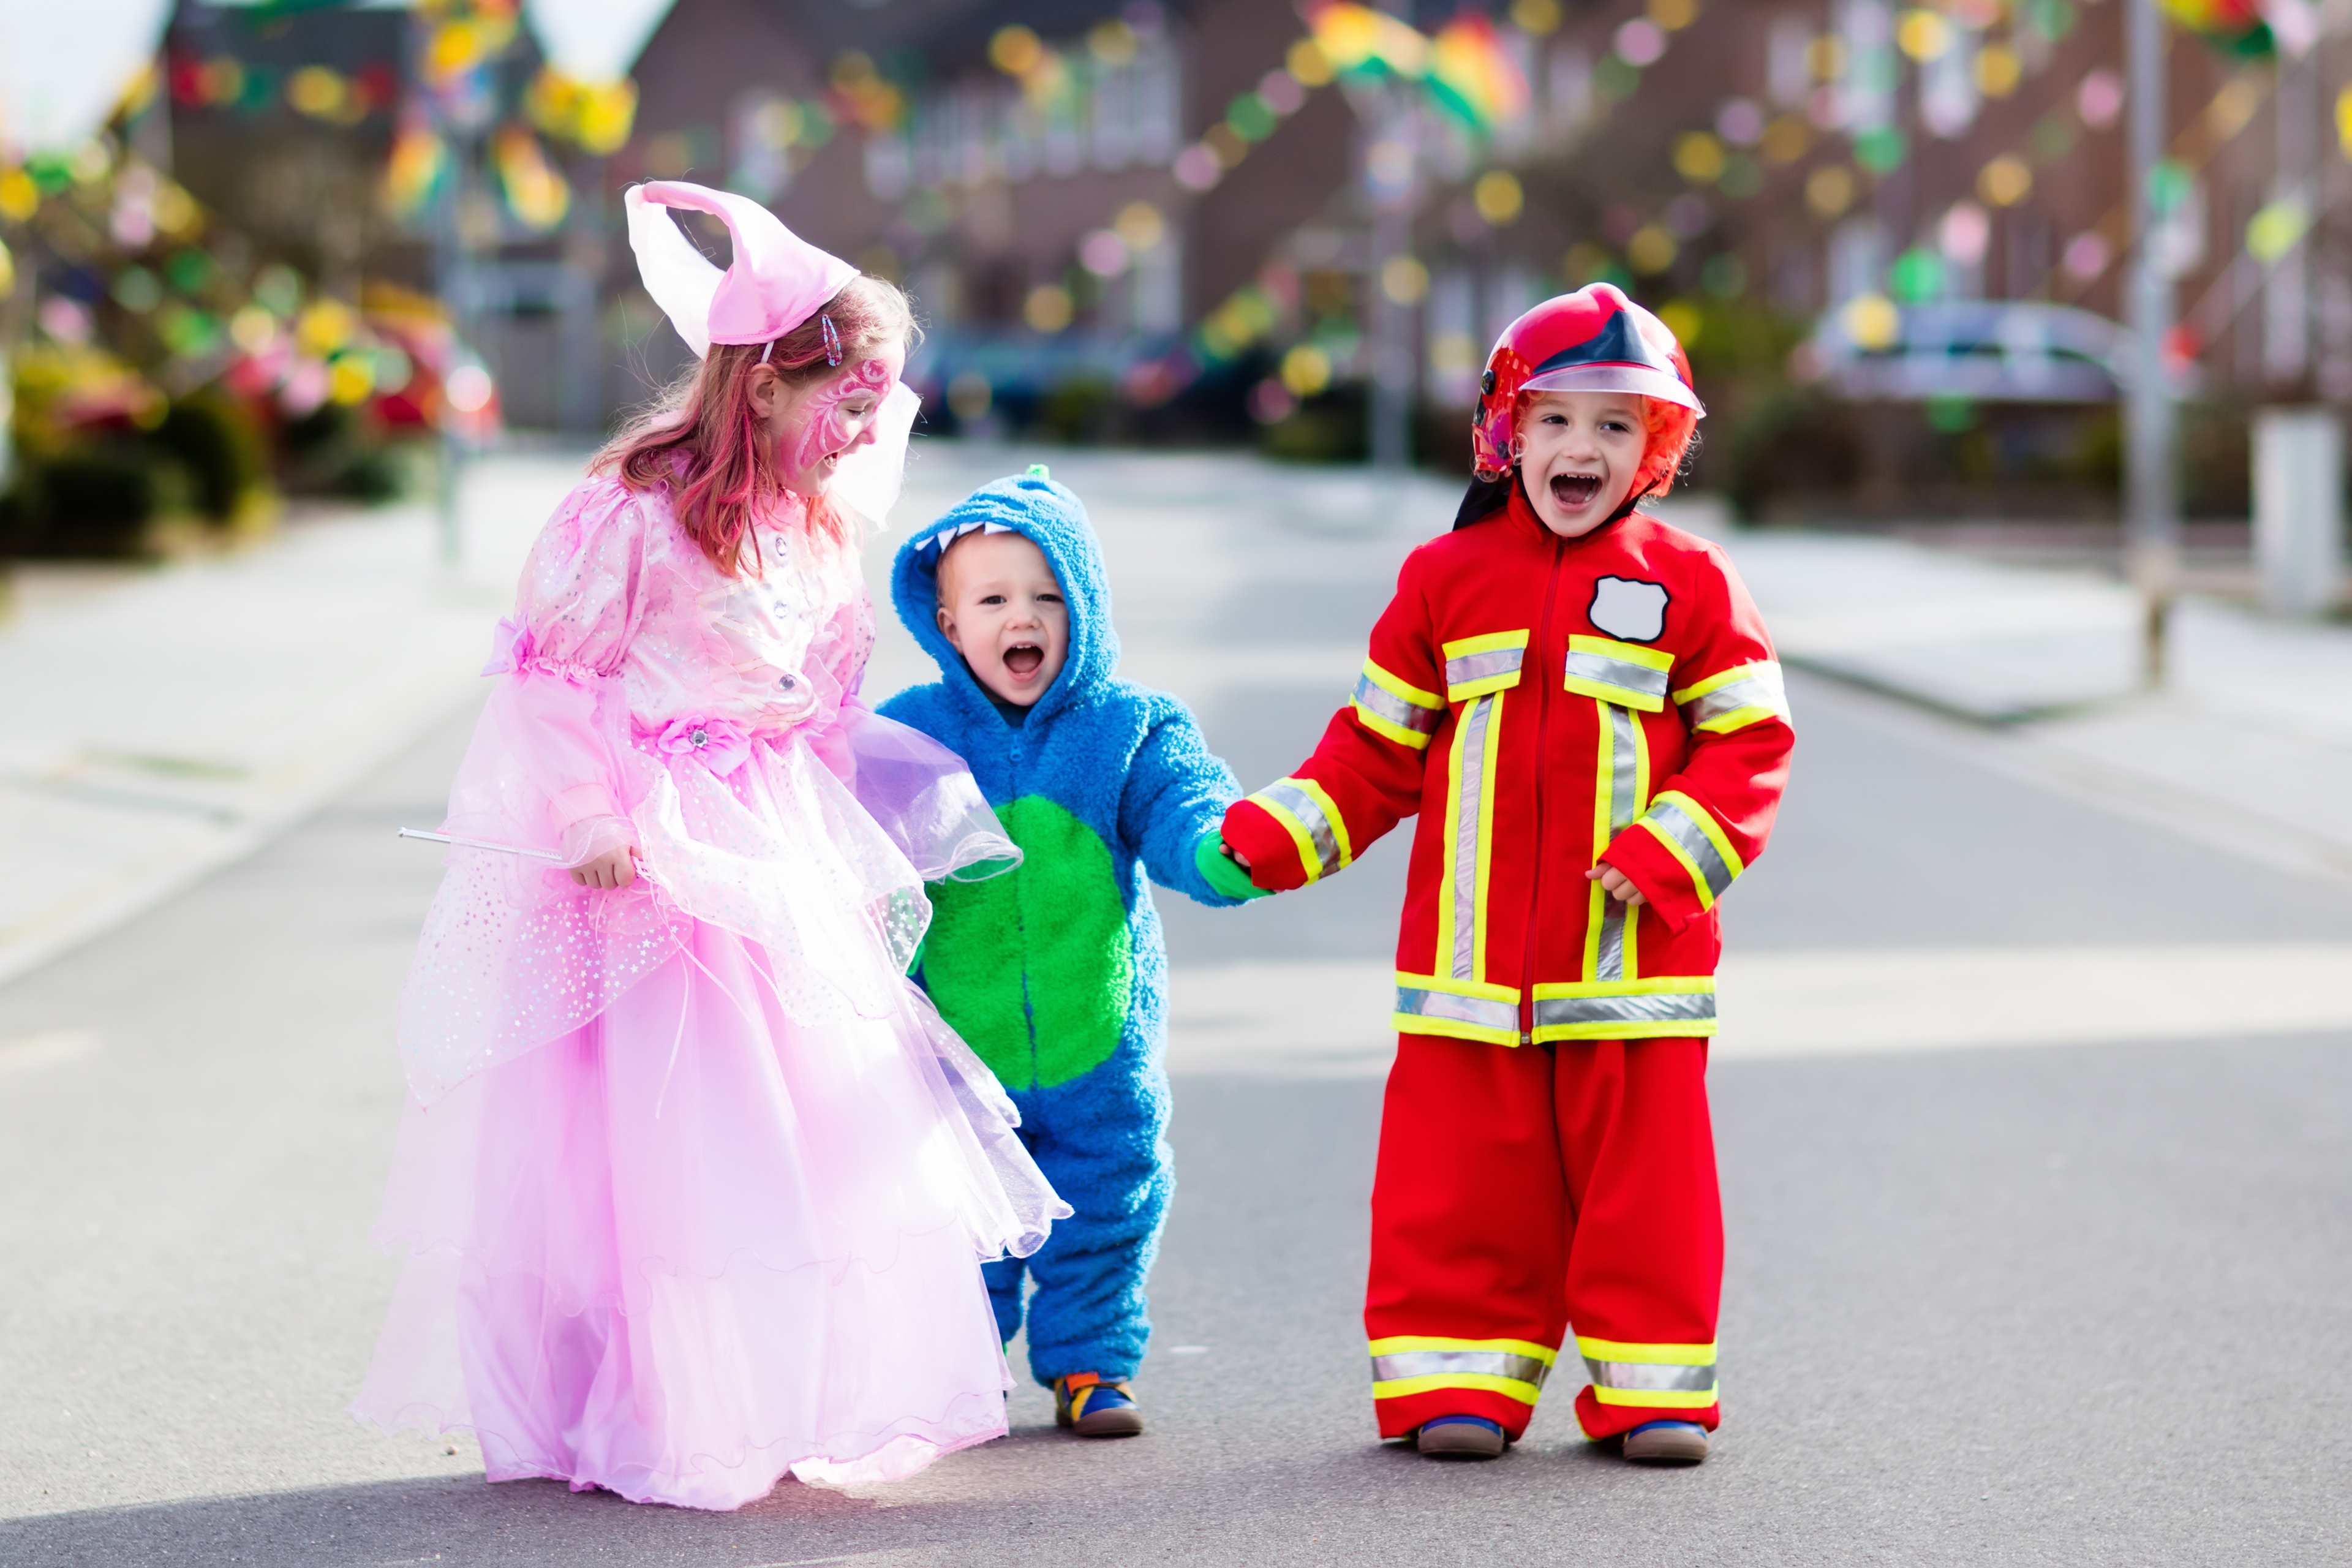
left=352, top=918, right=1053, bottom=1510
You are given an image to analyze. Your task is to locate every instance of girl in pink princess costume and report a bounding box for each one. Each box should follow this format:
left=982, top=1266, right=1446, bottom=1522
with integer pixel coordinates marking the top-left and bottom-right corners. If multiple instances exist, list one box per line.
left=350, top=180, right=1066, bottom=1510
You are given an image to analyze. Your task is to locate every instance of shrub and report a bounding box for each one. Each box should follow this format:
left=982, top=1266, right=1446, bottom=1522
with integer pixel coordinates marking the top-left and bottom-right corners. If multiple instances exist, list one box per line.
left=3, top=450, right=162, bottom=558
left=155, top=393, right=266, bottom=524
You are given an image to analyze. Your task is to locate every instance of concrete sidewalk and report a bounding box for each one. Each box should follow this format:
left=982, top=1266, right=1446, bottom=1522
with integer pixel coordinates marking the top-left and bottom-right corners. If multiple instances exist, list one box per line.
left=6, top=441, right=2350, bottom=987
left=1730, top=527, right=2352, bottom=879
left=0, top=453, right=583, bottom=987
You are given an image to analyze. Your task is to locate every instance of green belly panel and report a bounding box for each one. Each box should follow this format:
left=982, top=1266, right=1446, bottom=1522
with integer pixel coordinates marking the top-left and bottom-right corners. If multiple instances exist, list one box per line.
left=922, top=794, right=1133, bottom=1090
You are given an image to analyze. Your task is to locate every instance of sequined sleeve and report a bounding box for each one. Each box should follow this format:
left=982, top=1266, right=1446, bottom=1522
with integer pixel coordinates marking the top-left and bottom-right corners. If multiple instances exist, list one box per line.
left=495, top=480, right=652, bottom=680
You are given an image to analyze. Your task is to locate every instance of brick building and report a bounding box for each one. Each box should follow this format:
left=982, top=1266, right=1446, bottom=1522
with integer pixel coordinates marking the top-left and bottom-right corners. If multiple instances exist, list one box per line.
left=153, top=0, right=2352, bottom=508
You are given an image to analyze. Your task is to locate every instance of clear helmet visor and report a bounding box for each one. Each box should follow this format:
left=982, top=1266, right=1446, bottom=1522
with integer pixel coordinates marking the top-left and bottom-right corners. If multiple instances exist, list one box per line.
left=1519, top=363, right=1705, bottom=417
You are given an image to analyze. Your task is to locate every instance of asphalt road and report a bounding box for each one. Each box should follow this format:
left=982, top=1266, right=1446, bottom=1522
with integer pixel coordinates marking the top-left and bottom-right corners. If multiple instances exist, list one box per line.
left=4, top=472, right=2350, bottom=1565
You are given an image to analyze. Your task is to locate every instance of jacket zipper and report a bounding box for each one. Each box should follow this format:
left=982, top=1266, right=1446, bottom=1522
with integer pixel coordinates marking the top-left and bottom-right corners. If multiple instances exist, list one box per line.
left=1518, top=535, right=1566, bottom=1046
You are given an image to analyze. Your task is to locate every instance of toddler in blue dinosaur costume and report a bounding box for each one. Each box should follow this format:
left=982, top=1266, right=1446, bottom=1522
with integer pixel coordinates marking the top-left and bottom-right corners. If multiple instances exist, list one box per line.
left=881, top=467, right=1259, bottom=1437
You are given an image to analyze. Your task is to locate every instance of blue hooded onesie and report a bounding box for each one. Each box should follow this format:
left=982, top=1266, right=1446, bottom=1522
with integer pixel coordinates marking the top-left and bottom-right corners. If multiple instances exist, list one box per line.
left=880, top=470, right=1243, bottom=1386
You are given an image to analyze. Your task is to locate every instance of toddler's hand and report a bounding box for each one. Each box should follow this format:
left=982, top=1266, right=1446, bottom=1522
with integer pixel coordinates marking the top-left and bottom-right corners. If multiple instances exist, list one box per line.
left=1194, top=833, right=1270, bottom=902
left=1586, top=862, right=1645, bottom=907
left=570, top=847, right=639, bottom=890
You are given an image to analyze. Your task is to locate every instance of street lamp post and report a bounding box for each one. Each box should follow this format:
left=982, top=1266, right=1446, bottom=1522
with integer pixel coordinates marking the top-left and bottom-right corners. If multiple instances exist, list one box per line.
left=434, top=135, right=472, bottom=571
left=1365, top=92, right=1417, bottom=475
left=2124, top=0, right=2179, bottom=687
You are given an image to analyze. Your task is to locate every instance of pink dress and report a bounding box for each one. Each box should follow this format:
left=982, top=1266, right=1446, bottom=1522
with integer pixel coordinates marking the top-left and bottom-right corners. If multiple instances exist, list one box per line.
left=352, top=476, right=1064, bottom=1510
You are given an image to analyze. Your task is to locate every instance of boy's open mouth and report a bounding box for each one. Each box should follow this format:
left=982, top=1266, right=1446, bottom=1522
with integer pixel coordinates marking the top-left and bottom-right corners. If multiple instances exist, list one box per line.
left=1003, top=643, right=1044, bottom=677
left=1551, top=472, right=1603, bottom=508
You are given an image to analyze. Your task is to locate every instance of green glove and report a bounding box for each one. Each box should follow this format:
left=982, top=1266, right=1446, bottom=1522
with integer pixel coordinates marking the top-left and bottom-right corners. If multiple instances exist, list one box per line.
left=1195, top=832, right=1272, bottom=902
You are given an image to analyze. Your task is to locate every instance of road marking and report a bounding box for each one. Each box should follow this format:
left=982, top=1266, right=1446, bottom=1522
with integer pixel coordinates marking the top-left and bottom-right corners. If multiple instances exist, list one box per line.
left=1166, top=946, right=2352, bottom=1076
left=0, top=1031, right=100, bottom=1074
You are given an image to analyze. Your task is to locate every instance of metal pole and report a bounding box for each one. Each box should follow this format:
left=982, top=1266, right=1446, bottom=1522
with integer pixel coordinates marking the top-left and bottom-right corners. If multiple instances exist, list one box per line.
left=2125, top=0, right=2179, bottom=686
left=434, top=129, right=476, bottom=571
left=419, top=9, right=470, bottom=572
left=1370, top=182, right=1412, bottom=473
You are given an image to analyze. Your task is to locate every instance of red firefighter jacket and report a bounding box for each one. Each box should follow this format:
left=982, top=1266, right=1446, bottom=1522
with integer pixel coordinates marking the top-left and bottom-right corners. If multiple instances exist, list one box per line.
left=1221, top=486, right=1794, bottom=1048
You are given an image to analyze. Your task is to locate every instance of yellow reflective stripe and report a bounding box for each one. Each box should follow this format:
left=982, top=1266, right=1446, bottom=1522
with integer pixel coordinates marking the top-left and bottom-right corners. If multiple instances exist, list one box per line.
left=1585, top=699, right=1648, bottom=983
left=1392, top=974, right=1522, bottom=1002
left=1589, top=1385, right=1719, bottom=1408
left=1362, top=657, right=1444, bottom=712
left=1672, top=661, right=1773, bottom=706
left=1575, top=1336, right=1717, bottom=1365
left=1393, top=972, right=1521, bottom=1045
left=1441, top=628, right=1529, bottom=701
left=1562, top=634, right=1672, bottom=712
left=1370, top=1336, right=1558, bottom=1362
left=1372, top=1373, right=1545, bottom=1404
left=1472, top=696, right=1501, bottom=979
left=1354, top=701, right=1434, bottom=749
left=1434, top=692, right=1504, bottom=984
left=1248, top=777, right=1351, bottom=884
left=1637, top=790, right=1744, bottom=910
left=1577, top=1335, right=1720, bottom=1406
left=1353, top=659, right=1442, bottom=749
left=1366, top=1336, right=1559, bottom=1405
left=1389, top=1011, right=1523, bottom=1046
left=1532, top=977, right=1717, bottom=1042
left=1573, top=635, right=1676, bottom=673
left=1440, top=630, right=1533, bottom=660
left=1289, top=776, right=1352, bottom=869
left=1251, top=793, right=1325, bottom=886
left=1673, top=660, right=1790, bottom=734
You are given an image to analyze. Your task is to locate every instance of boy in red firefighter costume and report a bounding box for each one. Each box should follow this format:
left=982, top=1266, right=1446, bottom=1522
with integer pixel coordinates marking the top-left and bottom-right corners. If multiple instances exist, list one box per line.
left=1208, top=285, right=1792, bottom=1466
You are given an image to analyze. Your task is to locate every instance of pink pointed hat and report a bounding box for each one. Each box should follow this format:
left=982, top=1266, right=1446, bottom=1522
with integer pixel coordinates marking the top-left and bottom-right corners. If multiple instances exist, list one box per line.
left=624, top=180, right=859, bottom=358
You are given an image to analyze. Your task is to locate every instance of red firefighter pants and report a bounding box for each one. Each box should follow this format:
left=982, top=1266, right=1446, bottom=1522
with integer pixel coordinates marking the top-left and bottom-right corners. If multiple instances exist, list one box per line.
left=1365, top=1033, right=1723, bottom=1442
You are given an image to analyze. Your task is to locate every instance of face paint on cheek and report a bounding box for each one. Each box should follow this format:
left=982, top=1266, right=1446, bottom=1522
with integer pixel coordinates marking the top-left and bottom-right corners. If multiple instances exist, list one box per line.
left=789, top=358, right=895, bottom=477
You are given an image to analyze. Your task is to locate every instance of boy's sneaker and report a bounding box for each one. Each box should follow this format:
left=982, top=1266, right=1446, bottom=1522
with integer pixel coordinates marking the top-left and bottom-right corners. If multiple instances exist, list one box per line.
left=1052, top=1374, right=1144, bottom=1437
left=1415, top=1414, right=1507, bottom=1458
left=1620, top=1419, right=1709, bottom=1464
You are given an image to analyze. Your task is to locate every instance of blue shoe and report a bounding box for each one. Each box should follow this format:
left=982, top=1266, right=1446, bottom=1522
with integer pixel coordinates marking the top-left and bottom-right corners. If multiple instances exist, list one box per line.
left=1053, top=1374, right=1144, bottom=1436
left=1416, top=1414, right=1507, bottom=1458
left=1621, top=1419, right=1708, bottom=1464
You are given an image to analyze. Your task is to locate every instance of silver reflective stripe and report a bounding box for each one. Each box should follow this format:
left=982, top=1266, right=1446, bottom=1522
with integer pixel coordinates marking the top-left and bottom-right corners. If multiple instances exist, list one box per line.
left=1257, top=781, right=1344, bottom=879
left=1683, top=666, right=1788, bottom=729
left=1449, top=695, right=1496, bottom=979
left=1354, top=673, right=1441, bottom=736
left=1594, top=900, right=1627, bottom=982
left=1535, top=990, right=1717, bottom=1029
left=1564, top=649, right=1671, bottom=704
left=1594, top=705, right=1640, bottom=981
left=1583, top=1357, right=1718, bottom=1394
left=1396, top=986, right=1520, bottom=1035
left=1445, top=646, right=1523, bottom=690
left=1607, top=705, right=1641, bottom=834
left=1646, top=799, right=1736, bottom=899
left=1373, top=1350, right=1553, bottom=1387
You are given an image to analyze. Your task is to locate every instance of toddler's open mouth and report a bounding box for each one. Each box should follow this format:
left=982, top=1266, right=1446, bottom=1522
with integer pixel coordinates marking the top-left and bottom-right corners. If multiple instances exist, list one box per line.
left=1003, top=643, right=1044, bottom=677
left=1551, top=472, right=1603, bottom=508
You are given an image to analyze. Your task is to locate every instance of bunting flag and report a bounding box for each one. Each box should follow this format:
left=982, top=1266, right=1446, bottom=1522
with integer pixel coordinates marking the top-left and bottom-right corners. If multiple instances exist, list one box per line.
left=492, top=123, right=570, bottom=230
left=2159, top=0, right=2315, bottom=57
left=521, top=0, right=675, bottom=149
left=1427, top=15, right=1531, bottom=129
left=381, top=106, right=449, bottom=217
left=1304, top=2, right=1528, bottom=130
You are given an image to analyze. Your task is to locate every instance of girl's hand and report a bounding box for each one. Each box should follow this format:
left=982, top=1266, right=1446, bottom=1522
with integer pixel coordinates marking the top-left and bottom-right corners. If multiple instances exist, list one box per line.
left=1586, top=863, right=1645, bottom=907
left=570, top=846, right=639, bottom=890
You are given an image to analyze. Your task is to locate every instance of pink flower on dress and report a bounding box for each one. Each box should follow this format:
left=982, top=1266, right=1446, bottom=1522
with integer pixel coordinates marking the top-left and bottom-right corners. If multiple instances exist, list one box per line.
left=655, top=716, right=753, bottom=775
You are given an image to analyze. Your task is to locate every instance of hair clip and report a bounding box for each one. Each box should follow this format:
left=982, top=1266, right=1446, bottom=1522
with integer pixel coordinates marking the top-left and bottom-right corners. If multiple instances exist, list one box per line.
left=820, top=315, right=843, bottom=368
left=758, top=341, right=774, bottom=364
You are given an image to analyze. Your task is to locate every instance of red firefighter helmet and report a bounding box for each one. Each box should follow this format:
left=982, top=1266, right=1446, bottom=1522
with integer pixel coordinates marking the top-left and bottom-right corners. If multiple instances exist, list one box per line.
left=1471, top=284, right=1704, bottom=481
